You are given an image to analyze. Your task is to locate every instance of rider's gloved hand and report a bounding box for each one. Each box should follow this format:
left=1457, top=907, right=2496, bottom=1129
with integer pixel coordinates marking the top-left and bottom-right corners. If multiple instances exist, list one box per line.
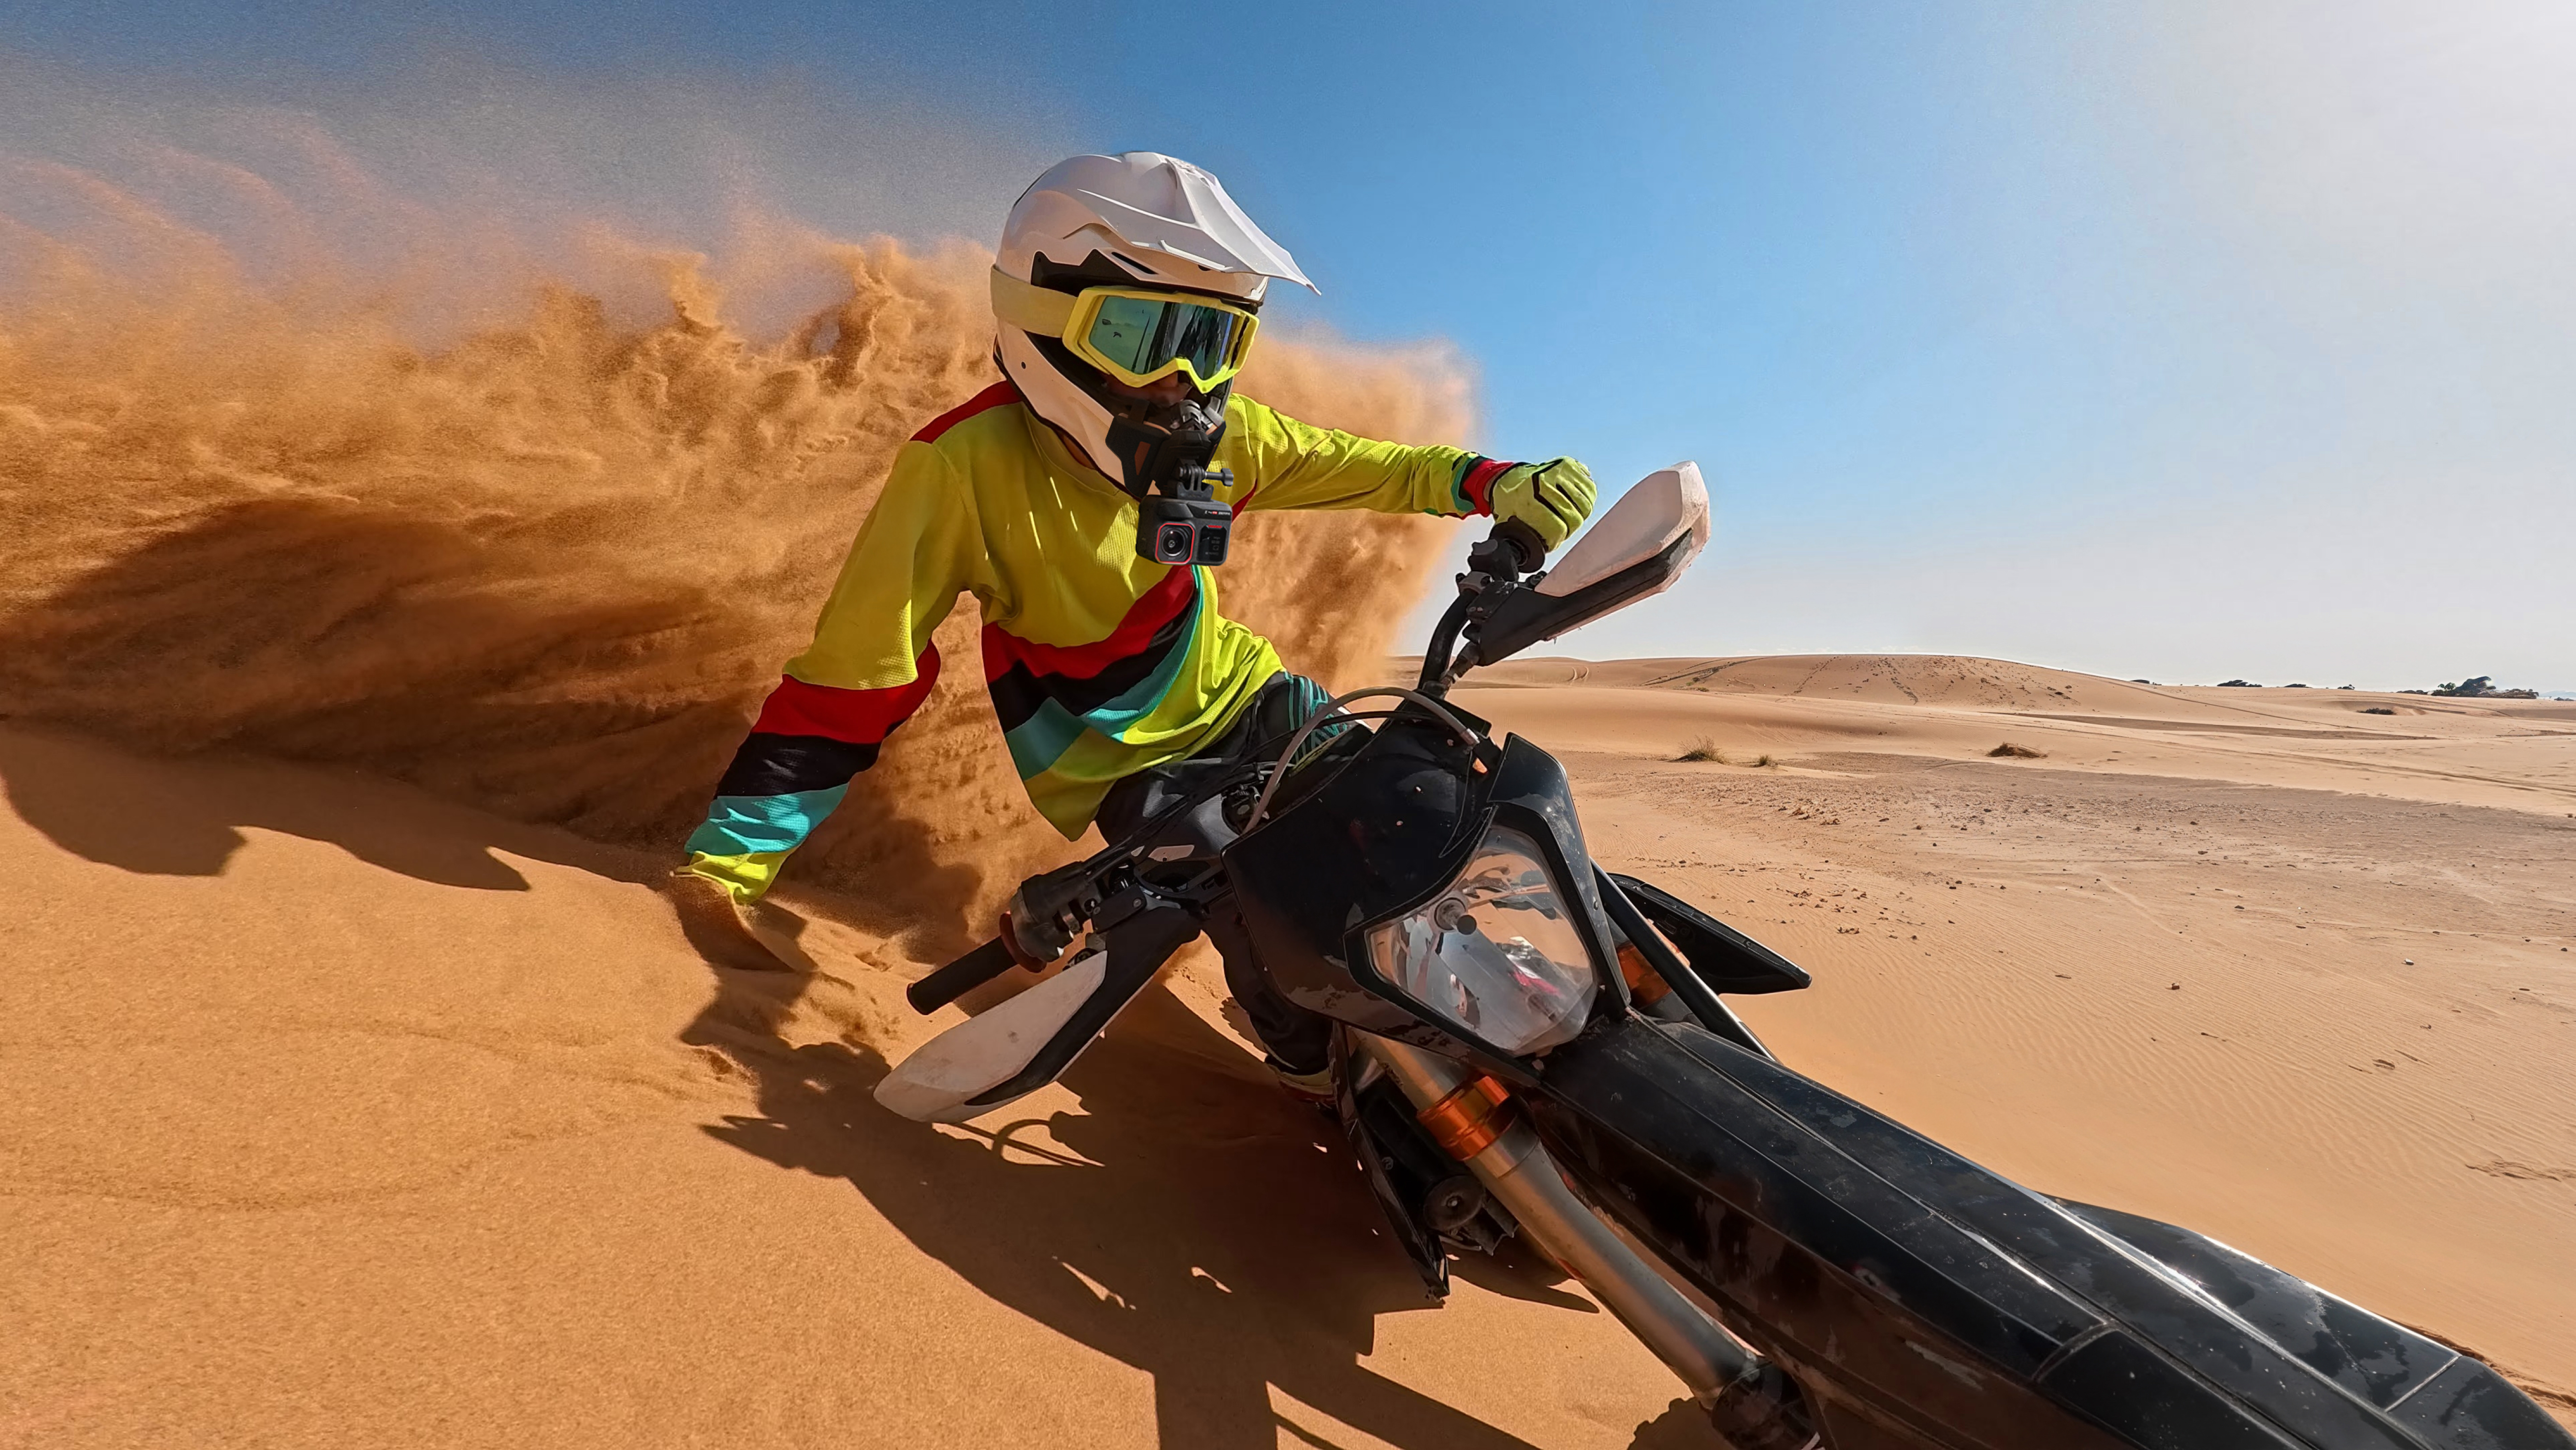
left=1490, top=457, right=1596, bottom=551
left=664, top=859, right=803, bottom=972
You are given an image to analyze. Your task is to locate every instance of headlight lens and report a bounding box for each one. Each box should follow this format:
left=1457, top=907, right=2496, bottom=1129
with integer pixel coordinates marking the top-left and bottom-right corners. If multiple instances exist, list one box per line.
left=1365, top=824, right=1599, bottom=1054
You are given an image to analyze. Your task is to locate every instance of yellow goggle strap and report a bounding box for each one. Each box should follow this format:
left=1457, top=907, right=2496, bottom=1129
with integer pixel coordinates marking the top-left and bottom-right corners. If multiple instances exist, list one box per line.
left=990, top=266, right=1078, bottom=339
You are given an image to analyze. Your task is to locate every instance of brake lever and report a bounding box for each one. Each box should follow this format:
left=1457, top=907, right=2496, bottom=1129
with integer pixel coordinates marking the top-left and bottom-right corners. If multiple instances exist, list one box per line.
left=1004, top=857, right=1119, bottom=963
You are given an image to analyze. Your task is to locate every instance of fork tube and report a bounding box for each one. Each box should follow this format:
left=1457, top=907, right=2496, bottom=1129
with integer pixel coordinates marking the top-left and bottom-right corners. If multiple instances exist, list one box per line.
left=1359, top=1036, right=1761, bottom=1402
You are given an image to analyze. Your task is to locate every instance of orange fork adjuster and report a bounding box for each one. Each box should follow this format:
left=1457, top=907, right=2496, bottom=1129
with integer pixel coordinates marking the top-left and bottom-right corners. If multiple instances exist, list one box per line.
left=1618, top=942, right=1673, bottom=1005
left=1417, top=1073, right=1519, bottom=1160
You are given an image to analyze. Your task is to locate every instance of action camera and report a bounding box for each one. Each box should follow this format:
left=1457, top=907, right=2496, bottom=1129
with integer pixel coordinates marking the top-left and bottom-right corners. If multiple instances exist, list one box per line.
left=1135, top=465, right=1233, bottom=567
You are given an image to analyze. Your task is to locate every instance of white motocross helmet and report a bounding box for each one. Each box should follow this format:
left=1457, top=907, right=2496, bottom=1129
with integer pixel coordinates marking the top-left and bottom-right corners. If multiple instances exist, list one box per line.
left=993, top=152, right=1316, bottom=492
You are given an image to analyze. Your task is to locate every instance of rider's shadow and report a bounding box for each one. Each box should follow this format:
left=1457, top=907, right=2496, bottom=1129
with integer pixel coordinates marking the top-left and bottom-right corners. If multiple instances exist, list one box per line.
left=685, top=965, right=1710, bottom=1450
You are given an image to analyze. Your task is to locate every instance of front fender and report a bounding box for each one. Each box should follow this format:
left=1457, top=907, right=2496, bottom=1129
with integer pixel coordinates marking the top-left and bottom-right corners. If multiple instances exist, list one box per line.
left=1524, top=1014, right=2573, bottom=1450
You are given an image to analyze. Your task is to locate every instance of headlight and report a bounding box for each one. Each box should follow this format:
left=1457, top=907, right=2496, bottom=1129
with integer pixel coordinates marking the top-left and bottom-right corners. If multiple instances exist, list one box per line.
left=1365, top=824, right=1599, bottom=1054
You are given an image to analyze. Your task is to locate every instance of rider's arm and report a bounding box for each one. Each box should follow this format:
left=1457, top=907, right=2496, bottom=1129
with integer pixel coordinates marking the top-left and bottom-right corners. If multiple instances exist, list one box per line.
left=681, top=446, right=980, bottom=903
left=1219, top=394, right=1516, bottom=519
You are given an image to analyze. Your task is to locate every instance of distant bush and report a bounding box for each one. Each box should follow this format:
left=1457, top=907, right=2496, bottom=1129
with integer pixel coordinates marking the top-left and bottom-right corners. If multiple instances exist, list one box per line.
left=1674, top=737, right=1727, bottom=763
left=1753, top=754, right=1775, bottom=768
left=1989, top=742, right=2046, bottom=758
left=2286, top=682, right=2310, bottom=689
left=2218, top=679, right=2258, bottom=688
left=2337, top=684, right=2356, bottom=690
left=2432, top=676, right=2538, bottom=699
left=2361, top=707, right=2396, bottom=715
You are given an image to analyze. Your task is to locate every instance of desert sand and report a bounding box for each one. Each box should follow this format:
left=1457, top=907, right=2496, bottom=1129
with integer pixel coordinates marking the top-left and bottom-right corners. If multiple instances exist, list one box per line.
left=6, top=653, right=2570, bottom=1448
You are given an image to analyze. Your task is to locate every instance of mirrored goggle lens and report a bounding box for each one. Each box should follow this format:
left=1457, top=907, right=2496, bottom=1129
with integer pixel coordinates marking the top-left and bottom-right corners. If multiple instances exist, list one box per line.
left=1084, top=294, right=1247, bottom=382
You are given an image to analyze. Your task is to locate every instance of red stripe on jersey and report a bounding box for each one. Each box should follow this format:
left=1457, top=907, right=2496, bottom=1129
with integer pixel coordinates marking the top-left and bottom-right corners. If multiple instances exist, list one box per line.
left=1459, top=457, right=1515, bottom=515
left=912, top=379, right=1023, bottom=444
left=753, top=650, right=941, bottom=744
left=981, top=566, right=1197, bottom=683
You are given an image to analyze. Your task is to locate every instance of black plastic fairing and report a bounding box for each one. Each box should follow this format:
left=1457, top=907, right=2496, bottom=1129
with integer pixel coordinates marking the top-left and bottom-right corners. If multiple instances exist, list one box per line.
left=1611, top=873, right=1814, bottom=995
left=1592, top=867, right=1769, bottom=1055
left=1468, top=733, right=1629, bottom=1031
left=1224, top=723, right=1636, bottom=1066
left=1524, top=1012, right=2573, bottom=1448
left=1223, top=714, right=1491, bottom=1041
left=2050, top=1199, right=2458, bottom=1412
left=2385, top=1356, right=2576, bottom=1450
left=1342, top=735, right=1628, bottom=1060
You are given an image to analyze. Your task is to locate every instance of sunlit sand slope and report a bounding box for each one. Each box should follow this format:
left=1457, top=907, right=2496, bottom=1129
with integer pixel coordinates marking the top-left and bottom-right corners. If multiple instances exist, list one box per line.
left=0, top=725, right=1708, bottom=1450
left=10, top=644, right=2573, bottom=1444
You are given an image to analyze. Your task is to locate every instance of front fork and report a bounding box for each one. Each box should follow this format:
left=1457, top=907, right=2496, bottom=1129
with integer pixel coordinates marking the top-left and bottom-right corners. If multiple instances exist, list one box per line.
left=1355, top=1034, right=1821, bottom=1450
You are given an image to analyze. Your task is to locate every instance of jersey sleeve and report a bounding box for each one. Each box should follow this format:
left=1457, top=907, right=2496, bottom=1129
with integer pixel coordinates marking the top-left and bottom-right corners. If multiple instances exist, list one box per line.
left=1220, top=394, right=1515, bottom=519
left=684, top=442, right=982, bottom=901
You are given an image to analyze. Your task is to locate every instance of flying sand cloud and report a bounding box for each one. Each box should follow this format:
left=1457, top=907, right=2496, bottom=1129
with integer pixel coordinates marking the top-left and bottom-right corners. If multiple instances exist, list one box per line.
left=0, top=69, right=1478, bottom=941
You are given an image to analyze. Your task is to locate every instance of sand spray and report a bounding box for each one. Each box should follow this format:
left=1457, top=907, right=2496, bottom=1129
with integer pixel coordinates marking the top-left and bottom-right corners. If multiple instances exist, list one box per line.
left=0, top=155, right=1472, bottom=939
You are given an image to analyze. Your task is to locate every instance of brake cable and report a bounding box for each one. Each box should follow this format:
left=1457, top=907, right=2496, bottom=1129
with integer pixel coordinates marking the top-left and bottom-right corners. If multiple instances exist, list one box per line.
left=1245, top=687, right=1481, bottom=828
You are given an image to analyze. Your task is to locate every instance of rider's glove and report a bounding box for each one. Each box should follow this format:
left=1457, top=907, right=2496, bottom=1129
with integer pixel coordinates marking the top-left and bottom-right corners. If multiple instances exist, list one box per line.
left=1489, top=457, right=1596, bottom=551
left=677, top=853, right=768, bottom=905
left=664, top=861, right=798, bottom=972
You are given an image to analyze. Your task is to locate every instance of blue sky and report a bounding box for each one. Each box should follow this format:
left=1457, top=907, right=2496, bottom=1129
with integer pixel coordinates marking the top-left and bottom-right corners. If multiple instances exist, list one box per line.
left=5, top=0, right=2570, bottom=689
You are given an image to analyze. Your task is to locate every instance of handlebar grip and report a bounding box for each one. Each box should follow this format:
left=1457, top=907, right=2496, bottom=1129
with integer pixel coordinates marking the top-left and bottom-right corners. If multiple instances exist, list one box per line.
left=906, top=936, right=1021, bottom=1015
left=1470, top=519, right=1549, bottom=579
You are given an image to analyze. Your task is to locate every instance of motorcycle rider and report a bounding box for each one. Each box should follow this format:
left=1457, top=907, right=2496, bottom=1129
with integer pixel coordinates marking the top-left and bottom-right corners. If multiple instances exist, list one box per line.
left=670, top=151, right=1595, bottom=1095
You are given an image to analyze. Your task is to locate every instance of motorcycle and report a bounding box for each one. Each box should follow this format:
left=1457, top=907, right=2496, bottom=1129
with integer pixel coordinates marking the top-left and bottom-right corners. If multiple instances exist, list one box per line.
left=876, top=464, right=2574, bottom=1450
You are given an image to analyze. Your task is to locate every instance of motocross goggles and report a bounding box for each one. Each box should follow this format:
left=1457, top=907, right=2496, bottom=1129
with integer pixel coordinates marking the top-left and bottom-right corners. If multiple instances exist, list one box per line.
left=991, top=267, right=1259, bottom=391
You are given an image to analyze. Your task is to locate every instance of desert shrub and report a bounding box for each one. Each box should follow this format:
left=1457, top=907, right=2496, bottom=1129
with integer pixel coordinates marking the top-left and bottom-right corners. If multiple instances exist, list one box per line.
left=1674, top=737, right=1727, bottom=763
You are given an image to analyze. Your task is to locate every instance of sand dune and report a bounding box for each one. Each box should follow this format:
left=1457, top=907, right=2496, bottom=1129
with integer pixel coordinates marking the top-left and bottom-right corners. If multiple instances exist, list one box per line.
left=1441, top=655, right=2576, bottom=818
left=1463, top=654, right=2204, bottom=716
left=7, top=652, right=2573, bottom=1445
left=0, top=724, right=1704, bottom=1450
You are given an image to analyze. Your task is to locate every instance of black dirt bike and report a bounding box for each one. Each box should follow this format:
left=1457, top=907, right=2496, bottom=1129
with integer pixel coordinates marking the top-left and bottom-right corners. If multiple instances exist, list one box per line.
left=877, top=464, right=2573, bottom=1450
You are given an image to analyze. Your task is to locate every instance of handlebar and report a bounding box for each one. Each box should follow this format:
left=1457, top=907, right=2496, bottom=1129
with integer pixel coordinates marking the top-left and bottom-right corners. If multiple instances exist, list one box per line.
left=905, top=935, right=1020, bottom=1014
left=1468, top=519, right=1549, bottom=580
left=1417, top=520, right=1550, bottom=694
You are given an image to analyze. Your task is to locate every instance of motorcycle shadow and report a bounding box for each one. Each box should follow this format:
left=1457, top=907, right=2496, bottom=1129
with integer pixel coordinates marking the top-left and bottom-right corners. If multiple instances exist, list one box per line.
left=686, top=965, right=1716, bottom=1450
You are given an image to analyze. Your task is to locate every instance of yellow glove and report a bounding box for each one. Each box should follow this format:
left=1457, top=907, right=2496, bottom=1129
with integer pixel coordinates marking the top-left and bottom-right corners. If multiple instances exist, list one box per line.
left=677, top=851, right=772, bottom=905
left=1489, top=457, right=1596, bottom=551
left=664, top=864, right=802, bottom=972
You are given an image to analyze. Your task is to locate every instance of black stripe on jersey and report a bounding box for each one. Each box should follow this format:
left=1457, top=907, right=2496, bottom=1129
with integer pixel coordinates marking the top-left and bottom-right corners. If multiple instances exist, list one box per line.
left=714, top=732, right=882, bottom=798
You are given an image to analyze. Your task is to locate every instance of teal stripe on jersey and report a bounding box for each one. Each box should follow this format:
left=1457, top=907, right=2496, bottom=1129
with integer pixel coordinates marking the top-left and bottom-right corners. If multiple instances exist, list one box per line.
left=1083, top=579, right=1205, bottom=739
left=998, top=581, right=1205, bottom=778
left=1002, top=698, right=1088, bottom=779
left=686, top=784, right=850, bottom=858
